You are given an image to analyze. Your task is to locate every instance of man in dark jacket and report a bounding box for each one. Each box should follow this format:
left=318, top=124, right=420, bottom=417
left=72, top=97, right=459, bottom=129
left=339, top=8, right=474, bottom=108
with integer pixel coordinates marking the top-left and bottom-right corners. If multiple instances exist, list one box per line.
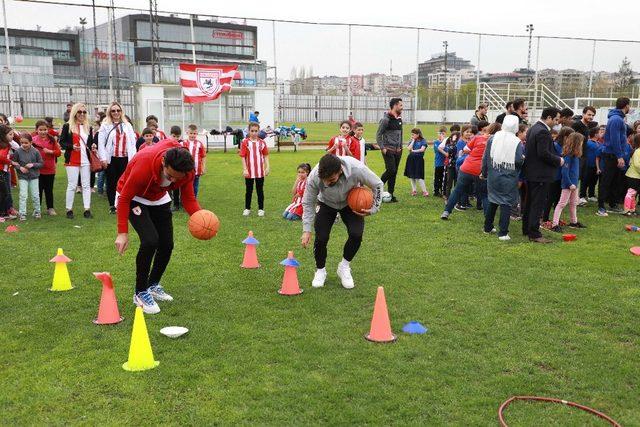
left=522, top=107, right=562, bottom=243
left=495, top=101, right=514, bottom=124
left=376, top=97, right=403, bottom=202
left=597, top=97, right=631, bottom=216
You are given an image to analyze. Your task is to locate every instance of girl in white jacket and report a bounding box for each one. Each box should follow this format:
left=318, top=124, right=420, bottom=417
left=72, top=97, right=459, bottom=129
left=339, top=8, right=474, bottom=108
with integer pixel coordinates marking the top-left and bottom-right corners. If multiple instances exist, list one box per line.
left=98, top=101, right=137, bottom=213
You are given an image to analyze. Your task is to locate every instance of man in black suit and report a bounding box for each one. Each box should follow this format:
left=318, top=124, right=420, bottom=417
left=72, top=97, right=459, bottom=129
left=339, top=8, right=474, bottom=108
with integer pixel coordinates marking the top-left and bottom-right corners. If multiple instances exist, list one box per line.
left=522, top=107, right=563, bottom=243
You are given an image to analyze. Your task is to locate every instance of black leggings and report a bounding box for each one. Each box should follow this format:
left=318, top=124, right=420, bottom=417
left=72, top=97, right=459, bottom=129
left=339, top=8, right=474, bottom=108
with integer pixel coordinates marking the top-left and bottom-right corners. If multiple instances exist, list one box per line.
left=106, top=157, right=128, bottom=208
left=0, top=171, right=7, bottom=214
left=434, top=166, right=444, bottom=195
left=313, top=202, right=364, bottom=269
left=39, top=174, right=55, bottom=209
left=380, top=151, right=402, bottom=195
left=129, top=201, right=174, bottom=293
left=245, top=177, right=264, bottom=210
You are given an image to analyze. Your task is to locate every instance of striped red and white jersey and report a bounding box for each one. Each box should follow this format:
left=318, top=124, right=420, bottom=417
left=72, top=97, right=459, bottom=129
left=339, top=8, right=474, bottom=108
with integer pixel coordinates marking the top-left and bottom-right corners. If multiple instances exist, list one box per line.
left=239, top=137, right=269, bottom=179
left=328, top=135, right=350, bottom=156
left=184, top=139, right=206, bottom=176
left=155, top=130, right=167, bottom=140
left=285, top=178, right=306, bottom=217
left=113, top=124, right=128, bottom=157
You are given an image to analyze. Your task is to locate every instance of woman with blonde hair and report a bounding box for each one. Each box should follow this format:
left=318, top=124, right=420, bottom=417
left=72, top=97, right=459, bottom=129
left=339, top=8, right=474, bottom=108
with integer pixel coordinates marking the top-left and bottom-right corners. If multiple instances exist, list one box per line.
left=60, top=102, right=96, bottom=219
left=98, top=101, right=137, bottom=214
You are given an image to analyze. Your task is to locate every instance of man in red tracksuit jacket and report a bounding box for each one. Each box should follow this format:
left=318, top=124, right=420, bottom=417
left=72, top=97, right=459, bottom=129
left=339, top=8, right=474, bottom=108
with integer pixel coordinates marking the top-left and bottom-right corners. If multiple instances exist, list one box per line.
left=115, top=140, right=201, bottom=314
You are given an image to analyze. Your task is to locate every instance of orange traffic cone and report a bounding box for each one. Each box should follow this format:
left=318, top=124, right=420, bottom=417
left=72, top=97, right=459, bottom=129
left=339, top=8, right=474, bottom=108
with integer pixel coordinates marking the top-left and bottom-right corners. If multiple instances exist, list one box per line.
left=241, top=231, right=260, bottom=268
left=365, top=286, right=397, bottom=343
left=93, top=272, right=124, bottom=325
left=278, top=251, right=303, bottom=295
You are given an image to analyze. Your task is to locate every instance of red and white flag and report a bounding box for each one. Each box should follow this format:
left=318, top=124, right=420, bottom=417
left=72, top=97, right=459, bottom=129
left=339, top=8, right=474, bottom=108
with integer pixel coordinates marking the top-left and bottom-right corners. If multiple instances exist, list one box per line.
left=179, top=63, right=238, bottom=104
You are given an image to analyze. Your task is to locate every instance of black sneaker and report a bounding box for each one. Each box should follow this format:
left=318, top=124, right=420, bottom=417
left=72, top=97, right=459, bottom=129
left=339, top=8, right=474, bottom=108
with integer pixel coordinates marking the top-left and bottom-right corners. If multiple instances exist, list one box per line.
left=171, top=205, right=181, bottom=212
left=83, top=210, right=93, bottom=219
left=66, top=210, right=74, bottom=219
left=109, top=206, right=116, bottom=214
left=454, top=204, right=467, bottom=211
left=550, top=225, right=563, bottom=233
left=389, top=196, right=398, bottom=203
left=568, top=222, right=587, bottom=229
left=607, top=206, right=623, bottom=214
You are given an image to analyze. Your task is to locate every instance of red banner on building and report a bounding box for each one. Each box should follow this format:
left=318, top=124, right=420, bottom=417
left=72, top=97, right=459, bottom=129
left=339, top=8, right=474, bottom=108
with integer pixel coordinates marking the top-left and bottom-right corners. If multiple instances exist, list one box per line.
left=179, top=63, right=238, bottom=104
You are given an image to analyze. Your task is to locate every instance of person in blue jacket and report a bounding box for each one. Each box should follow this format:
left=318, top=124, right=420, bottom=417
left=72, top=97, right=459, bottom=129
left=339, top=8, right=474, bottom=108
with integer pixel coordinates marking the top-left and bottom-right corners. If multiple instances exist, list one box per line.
left=597, top=97, right=631, bottom=216
left=551, top=133, right=586, bottom=232
left=580, top=126, right=601, bottom=202
left=433, top=126, right=447, bottom=197
left=249, top=111, right=260, bottom=123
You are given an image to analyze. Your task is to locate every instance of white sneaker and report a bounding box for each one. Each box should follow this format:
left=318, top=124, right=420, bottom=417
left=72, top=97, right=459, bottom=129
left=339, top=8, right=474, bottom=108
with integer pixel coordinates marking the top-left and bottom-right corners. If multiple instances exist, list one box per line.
left=578, top=197, right=588, bottom=206
left=258, top=209, right=265, bottom=217
left=148, top=284, right=173, bottom=301
left=588, top=197, right=598, bottom=202
left=312, top=268, right=327, bottom=288
left=133, top=291, right=160, bottom=314
left=498, top=235, right=511, bottom=241
left=336, top=263, right=355, bottom=289
left=242, top=209, right=251, bottom=216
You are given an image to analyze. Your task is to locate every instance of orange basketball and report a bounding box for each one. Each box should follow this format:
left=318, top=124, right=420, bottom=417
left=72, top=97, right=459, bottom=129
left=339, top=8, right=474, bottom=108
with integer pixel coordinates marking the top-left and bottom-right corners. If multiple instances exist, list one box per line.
left=188, top=209, right=219, bottom=240
left=347, top=186, right=373, bottom=213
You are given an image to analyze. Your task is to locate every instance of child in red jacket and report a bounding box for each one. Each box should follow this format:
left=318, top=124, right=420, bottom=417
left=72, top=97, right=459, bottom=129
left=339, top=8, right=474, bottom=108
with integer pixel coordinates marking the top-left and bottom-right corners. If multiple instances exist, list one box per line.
left=33, top=120, right=62, bottom=215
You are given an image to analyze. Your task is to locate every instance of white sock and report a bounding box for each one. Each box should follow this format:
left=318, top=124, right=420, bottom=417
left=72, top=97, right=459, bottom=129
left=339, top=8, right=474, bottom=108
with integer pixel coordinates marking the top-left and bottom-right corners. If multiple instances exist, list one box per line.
left=418, top=179, right=427, bottom=192
left=339, top=258, right=350, bottom=267
left=410, top=179, right=417, bottom=192
left=316, top=267, right=326, bottom=273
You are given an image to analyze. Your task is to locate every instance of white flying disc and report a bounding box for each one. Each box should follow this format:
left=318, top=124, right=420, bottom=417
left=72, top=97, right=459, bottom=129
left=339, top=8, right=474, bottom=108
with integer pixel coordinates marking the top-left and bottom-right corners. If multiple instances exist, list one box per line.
left=160, top=326, right=189, bottom=338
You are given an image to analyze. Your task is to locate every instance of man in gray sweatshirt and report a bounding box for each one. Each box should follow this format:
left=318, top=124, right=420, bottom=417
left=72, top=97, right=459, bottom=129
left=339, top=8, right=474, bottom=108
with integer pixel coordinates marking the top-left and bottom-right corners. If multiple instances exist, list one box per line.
left=301, top=154, right=383, bottom=289
left=376, top=97, right=403, bottom=202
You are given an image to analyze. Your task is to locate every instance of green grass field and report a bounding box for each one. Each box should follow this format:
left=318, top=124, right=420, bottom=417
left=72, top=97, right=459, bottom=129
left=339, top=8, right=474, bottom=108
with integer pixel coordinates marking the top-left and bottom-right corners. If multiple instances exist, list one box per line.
left=1, top=148, right=638, bottom=425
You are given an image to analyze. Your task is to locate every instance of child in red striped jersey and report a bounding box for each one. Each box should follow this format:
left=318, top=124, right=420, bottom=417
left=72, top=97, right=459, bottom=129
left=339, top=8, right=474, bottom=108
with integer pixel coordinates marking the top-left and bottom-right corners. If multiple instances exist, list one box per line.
left=184, top=124, right=206, bottom=197
left=327, top=121, right=360, bottom=159
left=283, top=163, right=311, bottom=221
left=240, top=121, right=270, bottom=217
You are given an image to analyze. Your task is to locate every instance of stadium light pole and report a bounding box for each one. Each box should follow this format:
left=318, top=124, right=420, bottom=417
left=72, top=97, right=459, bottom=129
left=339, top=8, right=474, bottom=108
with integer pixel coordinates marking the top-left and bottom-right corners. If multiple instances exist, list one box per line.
left=272, top=20, right=278, bottom=131
left=475, top=34, right=481, bottom=109
left=1, top=0, right=13, bottom=116
left=588, top=39, right=596, bottom=100
left=533, top=36, right=540, bottom=118
left=526, top=24, right=534, bottom=70
left=189, top=14, right=196, bottom=64
left=91, top=0, right=99, bottom=91
left=413, top=28, right=419, bottom=126
left=107, top=5, right=114, bottom=101
left=347, top=24, right=351, bottom=120
left=79, top=17, right=87, bottom=90
left=442, top=40, right=448, bottom=124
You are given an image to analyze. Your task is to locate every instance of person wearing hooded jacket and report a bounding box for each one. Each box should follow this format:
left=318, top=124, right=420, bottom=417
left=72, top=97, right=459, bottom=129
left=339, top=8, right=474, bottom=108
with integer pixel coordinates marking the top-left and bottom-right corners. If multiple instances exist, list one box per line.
left=597, top=97, right=631, bottom=216
left=481, top=115, right=525, bottom=240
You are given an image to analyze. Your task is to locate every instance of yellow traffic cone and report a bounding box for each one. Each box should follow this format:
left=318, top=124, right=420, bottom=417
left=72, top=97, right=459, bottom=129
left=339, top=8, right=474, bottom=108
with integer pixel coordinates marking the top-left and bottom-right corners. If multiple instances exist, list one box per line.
left=49, top=248, right=73, bottom=291
left=122, top=306, right=159, bottom=371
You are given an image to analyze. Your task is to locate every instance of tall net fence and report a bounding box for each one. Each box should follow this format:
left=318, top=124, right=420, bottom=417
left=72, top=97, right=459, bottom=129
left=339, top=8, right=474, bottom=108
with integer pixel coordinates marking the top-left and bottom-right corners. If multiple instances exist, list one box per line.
left=2, top=0, right=640, bottom=130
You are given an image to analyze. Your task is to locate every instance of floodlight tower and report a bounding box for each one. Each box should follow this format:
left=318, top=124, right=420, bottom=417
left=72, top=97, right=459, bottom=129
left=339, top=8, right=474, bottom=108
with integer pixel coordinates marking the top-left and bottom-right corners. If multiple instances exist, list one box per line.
left=443, top=40, right=448, bottom=123
left=526, top=24, right=534, bottom=70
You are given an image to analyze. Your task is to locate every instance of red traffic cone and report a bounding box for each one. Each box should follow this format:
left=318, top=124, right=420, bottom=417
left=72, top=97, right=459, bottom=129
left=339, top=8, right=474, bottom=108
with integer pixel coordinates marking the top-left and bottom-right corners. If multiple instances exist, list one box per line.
left=278, top=251, right=303, bottom=295
left=241, top=231, right=260, bottom=268
left=93, top=272, right=124, bottom=325
left=365, top=286, right=397, bottom=343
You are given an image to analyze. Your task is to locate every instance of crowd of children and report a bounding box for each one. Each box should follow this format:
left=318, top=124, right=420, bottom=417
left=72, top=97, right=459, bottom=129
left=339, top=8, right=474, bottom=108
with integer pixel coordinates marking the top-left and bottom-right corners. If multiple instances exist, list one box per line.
left=0, top=104, right=208, bottom=222
left=3, top=97, right=640, bottom=248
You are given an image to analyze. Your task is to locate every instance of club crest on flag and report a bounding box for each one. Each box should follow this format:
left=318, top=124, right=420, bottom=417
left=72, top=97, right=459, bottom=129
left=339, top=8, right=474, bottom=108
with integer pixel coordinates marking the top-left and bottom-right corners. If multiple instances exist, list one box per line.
left=196, top=69, right=221, bottom=97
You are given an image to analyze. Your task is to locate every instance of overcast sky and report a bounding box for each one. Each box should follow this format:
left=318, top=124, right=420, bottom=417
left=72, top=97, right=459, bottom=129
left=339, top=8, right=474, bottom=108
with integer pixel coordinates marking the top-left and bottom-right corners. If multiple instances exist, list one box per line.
left=7, top=0, right=640, bottom=77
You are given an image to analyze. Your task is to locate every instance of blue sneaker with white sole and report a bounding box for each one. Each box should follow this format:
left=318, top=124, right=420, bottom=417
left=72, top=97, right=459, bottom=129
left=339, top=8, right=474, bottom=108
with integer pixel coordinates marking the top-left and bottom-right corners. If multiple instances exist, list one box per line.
left=148, top=284, right=173, bottom=302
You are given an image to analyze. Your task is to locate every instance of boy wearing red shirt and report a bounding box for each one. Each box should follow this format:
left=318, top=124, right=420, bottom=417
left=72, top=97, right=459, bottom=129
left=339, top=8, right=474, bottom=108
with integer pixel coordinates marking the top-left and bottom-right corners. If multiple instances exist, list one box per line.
left=240, top=122, right=270, bottom=216
left=114, top=140, right=201, bottom=314
left=184, top=124, right=206, bottom=197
